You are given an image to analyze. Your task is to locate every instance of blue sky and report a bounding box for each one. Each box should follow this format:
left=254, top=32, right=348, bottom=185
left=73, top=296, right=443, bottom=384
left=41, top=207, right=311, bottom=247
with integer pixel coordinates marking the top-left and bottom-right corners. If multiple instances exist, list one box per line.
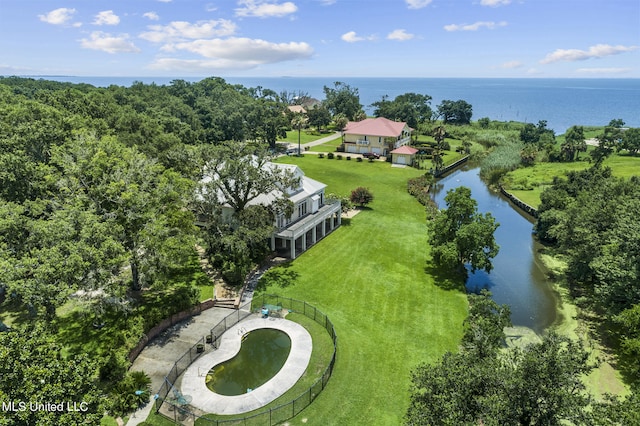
left=1, top=0, right=638, bottom=78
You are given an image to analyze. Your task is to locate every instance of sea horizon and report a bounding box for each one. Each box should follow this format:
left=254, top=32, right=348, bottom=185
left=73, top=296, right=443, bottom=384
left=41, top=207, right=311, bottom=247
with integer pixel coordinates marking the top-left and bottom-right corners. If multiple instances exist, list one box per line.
left=5, top=75, right=639, bottom=134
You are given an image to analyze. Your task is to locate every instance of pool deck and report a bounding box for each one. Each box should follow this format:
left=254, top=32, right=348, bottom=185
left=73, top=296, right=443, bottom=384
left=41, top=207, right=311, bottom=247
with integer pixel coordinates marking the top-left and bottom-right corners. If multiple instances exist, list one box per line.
left=181, top=315, right=312, bottom=415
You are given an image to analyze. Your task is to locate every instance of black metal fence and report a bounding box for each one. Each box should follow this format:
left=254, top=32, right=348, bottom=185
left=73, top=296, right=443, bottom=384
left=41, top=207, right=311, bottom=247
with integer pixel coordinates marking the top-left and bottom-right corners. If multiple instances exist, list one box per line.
left=154, top=295, right=337, bottom=425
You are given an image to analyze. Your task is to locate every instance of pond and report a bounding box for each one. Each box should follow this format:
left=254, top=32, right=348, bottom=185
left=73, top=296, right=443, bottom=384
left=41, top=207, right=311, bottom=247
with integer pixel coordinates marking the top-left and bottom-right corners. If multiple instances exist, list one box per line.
left=431, top=165, right=558, bottom=333
left=206, top=328, right=292, bottom=396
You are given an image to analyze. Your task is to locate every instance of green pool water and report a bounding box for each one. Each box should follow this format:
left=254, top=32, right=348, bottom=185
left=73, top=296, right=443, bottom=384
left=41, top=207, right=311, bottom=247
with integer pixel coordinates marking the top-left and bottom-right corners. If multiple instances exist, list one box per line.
left=206, top=328, right=292, bottom=396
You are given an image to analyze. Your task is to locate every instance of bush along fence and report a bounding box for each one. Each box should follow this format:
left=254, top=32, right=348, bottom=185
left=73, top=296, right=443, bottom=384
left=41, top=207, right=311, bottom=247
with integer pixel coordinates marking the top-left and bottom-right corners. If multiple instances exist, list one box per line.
left=154, top=295, right=338, bottom=425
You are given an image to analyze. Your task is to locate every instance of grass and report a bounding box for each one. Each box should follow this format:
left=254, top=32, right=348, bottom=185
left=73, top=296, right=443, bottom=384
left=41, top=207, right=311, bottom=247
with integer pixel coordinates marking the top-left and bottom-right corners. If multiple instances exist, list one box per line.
left=307, top=136, right=343, bottom=152
left=249, top=156, right=468, bottom=425
left=194, top=312, right=335, bottom=424
left=502, top=152, right=640, bottom=207
left=537, top=249, right=630, bottom=400
left=282, top=129, right=334, bottom=145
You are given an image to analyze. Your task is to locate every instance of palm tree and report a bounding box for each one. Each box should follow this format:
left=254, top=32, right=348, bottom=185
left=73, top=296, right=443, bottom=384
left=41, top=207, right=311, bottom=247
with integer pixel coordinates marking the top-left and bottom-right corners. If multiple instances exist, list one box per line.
left=291, top=113, right=308, bottom=156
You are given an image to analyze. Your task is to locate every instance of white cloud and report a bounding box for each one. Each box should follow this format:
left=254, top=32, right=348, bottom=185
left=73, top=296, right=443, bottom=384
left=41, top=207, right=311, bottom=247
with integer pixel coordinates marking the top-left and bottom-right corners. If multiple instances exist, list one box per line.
left=540, top=44, right=638, bottom=64
left=500, top=60, right=523, bottom=68
left=480, top=0, right=511, bottom=6
left=576, top=67, right=632, bottom=74
left=140, top=20, right=237, bottom=43
left=387, top=29, right=414, bottom=41
left=80, top=32, right=141, bottom=54
left=406, top=0, right=432, bottom=9
left=319, top=0, right=337, bottom=4
left=149, top=57, right=262, bottom=72
left=341, top=31, right=375, bottom=43
left=235, top=1, right=298, bottom=18
left=341, top=31, right=363, bottom=42
left=38, top=8, right=78, bottom=26
left=157, top=0, right=172, bottom=3
left=93, top=10, right=120, bottom=26
left=143, top=12, right=160, bottom=21
left=168, top=37, right=313, bottom=63
left=444, top=21, right=507, bottom=31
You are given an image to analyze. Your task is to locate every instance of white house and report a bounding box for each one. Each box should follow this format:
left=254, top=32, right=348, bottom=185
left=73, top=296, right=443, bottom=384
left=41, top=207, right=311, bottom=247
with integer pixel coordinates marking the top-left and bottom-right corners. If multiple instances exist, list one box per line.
left=342, top=117, right=412, bottom=156
left=199, top=161, right=341, bottom=259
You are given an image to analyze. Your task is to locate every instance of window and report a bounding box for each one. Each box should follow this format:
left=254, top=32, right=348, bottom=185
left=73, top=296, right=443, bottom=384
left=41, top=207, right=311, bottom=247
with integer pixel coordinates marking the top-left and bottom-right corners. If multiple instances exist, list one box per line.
left=298, top=202, right=307, bottom=217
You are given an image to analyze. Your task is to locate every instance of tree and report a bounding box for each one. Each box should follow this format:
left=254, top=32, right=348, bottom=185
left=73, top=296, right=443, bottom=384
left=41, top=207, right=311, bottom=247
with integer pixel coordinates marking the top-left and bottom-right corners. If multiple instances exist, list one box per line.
left=428, top=186, right=499, bottom=273
left=371, top=92, right=433, bottom=128
left=333, top=113, right=348, bottom=131
left=291, top=113, right=308, bottom=156
left=406, top=291, right=594, bottom=426
left=0, top=325, right=104, bottom=425
left=306, top=104, right=331, bottom=132
left=436, top=99, right=473, bottom=125
left=621, top=127, right=640, bottom=155
left=350, top=187, right=374, bottom=207
left=199, top=141, right=299, bottom=214
left=591, top=125, right=623, bottom=165
left=52, top=133, right=196, bottom=292
left=197, top=142, right=299, bottom=285
left=323, top=81, right=363, bottom=121
left=561, top=125, right=586, bottom=161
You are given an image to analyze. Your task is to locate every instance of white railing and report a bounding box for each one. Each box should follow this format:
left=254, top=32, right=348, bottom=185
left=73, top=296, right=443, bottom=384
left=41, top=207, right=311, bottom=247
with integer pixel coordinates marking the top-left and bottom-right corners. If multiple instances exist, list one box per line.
left=394, top=136, right=411, bottom=148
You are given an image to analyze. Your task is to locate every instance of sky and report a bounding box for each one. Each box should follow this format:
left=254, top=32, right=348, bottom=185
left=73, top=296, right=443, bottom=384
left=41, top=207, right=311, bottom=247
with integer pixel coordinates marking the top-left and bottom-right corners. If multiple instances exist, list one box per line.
left=0, top=0, right=638, bottom=78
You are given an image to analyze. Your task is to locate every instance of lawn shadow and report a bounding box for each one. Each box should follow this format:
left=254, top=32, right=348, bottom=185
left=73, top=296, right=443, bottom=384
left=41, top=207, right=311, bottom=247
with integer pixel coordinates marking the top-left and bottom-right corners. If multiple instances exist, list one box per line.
left=424, top=261, right=466, bottom=292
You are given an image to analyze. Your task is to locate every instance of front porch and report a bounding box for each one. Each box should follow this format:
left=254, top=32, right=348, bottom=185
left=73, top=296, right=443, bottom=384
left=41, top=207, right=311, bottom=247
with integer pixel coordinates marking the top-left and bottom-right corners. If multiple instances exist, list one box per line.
left=271, top=200, right=342, bottom=259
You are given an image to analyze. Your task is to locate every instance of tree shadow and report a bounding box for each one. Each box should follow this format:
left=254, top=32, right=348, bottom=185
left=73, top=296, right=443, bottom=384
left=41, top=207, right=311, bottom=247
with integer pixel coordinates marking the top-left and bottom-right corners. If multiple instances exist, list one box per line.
left=256, top=265, right=299, bottom=291
left=424, top=261, right=467, bottom=293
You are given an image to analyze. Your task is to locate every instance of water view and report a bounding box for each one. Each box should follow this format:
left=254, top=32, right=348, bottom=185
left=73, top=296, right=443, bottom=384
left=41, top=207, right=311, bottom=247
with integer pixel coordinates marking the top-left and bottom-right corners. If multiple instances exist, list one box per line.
left=431, top=165, right=558, bottom=333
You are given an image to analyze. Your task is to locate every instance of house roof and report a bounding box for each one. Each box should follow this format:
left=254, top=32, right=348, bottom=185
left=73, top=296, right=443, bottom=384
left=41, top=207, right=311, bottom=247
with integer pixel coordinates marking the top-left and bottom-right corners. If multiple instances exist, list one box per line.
left=343, top=117, right=409, bottom=138
left=390, top=146, right=419, bottom=155
left=287, top=105, right=306, bottom=114
left=199, top=160, right=325, bottom=208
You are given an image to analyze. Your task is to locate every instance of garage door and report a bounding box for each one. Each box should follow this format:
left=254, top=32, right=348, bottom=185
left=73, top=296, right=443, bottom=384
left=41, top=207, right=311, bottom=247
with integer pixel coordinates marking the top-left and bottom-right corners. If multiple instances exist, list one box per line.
left=396, top=156, right=406, bottom=165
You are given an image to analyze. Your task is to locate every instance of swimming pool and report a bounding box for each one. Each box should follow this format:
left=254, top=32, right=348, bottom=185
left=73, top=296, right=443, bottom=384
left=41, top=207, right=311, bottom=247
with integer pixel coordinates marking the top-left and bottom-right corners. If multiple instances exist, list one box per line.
left=206, top=328, right=292, bottom=396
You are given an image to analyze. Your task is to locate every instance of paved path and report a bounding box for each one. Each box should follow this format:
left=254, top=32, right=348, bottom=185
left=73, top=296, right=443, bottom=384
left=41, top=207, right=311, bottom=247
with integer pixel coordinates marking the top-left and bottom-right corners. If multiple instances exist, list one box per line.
left=126, top=307, right=232, bottom=425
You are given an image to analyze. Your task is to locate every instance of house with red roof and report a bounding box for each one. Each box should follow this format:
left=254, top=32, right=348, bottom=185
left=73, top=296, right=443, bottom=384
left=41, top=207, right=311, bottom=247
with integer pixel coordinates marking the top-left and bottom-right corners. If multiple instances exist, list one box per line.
left=390, top=145, right=419, bottom=166
left=342, top=117, right=412, bottom=156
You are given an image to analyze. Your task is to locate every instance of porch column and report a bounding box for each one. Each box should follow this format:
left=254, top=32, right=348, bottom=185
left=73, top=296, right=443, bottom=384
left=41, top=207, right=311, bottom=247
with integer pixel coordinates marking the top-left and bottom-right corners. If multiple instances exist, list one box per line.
left=302, top=232, right=307, bottom=252
left=322, top=219, right=326, bottom=237
left=270, top=235, right=275, bottom=251
left=290, top=237, right=296, bottom=259
left=312, top=226, right=317, bottom=244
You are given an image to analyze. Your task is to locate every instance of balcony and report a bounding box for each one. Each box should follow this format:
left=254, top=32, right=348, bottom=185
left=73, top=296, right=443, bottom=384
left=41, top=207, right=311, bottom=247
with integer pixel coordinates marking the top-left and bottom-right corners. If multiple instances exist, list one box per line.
left=394, top=136, right=411, bottom=148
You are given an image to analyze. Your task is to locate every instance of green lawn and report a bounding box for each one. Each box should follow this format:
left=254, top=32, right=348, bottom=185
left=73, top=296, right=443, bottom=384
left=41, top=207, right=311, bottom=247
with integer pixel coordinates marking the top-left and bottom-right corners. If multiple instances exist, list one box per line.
left=503, top=152, right=640, bottom=208
left=252, top=156, right=468, bottom=425
left=307, top=136, right=343, bottom=152
left=282, top=129, right=335, bottom=145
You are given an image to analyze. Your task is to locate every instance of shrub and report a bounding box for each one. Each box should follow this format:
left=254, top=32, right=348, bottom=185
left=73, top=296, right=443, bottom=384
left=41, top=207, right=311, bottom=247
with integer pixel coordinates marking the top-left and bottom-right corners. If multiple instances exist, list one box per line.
left=356, top=157, right=363, bottom=162
left=106, top=371, right=152, bottom=417
left=350, top=187, right=374, bottom=207
left=318, top=153, right=324, bottom=158
left=337, top=154, right=343, bottom=160
left=327, top=152, right=334, bottom=159
left=346, top=156, right=351, bottom=161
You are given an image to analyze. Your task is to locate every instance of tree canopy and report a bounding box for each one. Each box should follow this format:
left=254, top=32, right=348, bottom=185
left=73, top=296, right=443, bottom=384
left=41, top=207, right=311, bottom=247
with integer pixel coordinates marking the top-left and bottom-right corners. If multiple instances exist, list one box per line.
left=406, top=292, right=595, bottom=426
left=436, top=99, right=473, bottom=125
left=322, top=81, right=364, bottom=121
left=429, top=186, right=499, bottom=274
left=371, top=92, right=433, bottom=128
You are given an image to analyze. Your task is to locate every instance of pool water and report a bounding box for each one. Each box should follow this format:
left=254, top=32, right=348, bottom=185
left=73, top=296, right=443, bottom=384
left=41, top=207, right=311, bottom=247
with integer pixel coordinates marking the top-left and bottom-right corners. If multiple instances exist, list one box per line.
left=206, top=328, right=292, bottom=396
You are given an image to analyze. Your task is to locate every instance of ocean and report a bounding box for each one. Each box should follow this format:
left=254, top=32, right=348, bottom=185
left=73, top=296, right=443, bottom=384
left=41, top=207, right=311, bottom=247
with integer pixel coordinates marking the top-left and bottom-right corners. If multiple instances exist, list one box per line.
left=26, top=76, right=640, bottom=134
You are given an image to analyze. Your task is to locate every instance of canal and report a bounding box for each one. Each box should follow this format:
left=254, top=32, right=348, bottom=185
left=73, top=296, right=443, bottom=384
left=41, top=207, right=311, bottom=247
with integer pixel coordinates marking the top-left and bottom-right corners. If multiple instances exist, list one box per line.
left=431, top=165, right=558, bottom=333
